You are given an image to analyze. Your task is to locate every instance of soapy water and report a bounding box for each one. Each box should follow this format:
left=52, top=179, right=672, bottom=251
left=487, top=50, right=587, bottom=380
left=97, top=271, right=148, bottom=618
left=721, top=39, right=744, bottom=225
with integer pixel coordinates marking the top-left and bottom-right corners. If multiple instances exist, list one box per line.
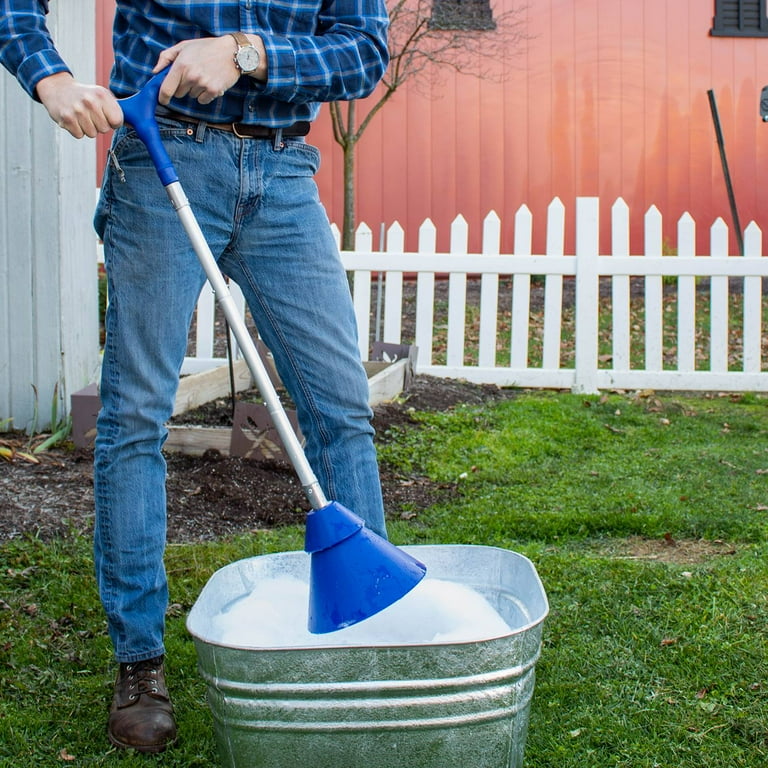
left=209, top=576, right=512, bottom=648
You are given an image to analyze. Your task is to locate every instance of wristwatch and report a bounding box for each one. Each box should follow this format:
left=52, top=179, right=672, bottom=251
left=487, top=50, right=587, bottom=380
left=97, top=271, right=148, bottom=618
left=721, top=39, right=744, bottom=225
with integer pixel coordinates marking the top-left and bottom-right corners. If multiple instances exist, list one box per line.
left=230, top=32, right=260, bottom=74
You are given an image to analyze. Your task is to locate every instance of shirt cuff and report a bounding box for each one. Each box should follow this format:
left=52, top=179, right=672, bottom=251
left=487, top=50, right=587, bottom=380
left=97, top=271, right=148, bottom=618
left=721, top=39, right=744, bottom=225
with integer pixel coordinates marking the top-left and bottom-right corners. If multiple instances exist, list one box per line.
left=258, top=35, right=299, bottom=102
left=16, top=49, right=71, bottom=101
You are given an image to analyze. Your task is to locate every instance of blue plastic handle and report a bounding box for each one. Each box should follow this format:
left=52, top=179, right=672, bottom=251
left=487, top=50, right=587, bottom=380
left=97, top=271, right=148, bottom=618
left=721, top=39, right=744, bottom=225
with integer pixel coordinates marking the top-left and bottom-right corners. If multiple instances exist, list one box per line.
left=119, top=68, right=179, bottom=186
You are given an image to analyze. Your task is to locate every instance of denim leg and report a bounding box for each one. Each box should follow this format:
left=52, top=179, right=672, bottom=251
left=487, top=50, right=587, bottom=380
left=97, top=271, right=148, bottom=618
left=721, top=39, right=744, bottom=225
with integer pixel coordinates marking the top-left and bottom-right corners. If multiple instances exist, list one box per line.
left=93, top=124, right=212, bottom=662
left=219, top=138, right=387, bottom=537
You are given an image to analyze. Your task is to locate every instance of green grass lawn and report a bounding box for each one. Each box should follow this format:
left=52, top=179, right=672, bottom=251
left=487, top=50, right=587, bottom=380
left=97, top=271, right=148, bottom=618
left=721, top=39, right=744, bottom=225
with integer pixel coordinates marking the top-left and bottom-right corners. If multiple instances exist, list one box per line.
left=1, top=390, right=767, bottom=766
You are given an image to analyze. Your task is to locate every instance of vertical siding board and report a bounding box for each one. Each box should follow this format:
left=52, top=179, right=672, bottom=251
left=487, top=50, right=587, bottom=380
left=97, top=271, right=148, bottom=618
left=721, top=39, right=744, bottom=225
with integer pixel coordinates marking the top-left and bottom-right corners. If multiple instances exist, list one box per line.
left=573, top=0, right=600, bottom=197
left=756, top=34, right=768, bottom=221
left=454, top=73, right=482, bottom=253
left=0, top=74, right=7, bottom=423
left=29, top=109, right=62, bottom=417
left=524, top=0, right=550, bottom=224
left=709, top=38, right=738, bottom=254
left=596, top=0, right=623, bottom=214
left=642, top=4, right=669, bottom=222
left=689, top=3, right=716, bottom=257
left=548, top=0, right=576, bottom=242
left=4, top=75, right=56, bottom=430
left=665, top=0, right=692, bottom=224
left=360, top=95, right=384, bottom=235
left=730, top=34, right=759, bottom=234
left=0, top=75, right=36, bottom=427
left=375, top=88, right=407, bottom=238
left=401, top=86, right=433, bottom=250
left=430, top=78, right=458, bottom=254
left=479, top=75, right=507, bottom=233
left=618, top=0, right=645, bottom=253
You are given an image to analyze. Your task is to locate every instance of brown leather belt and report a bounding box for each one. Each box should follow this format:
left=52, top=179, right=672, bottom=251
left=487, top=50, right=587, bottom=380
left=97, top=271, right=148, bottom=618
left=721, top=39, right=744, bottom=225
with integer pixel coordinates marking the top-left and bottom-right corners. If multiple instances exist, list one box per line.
left=157, top=109, right=310, bottom=139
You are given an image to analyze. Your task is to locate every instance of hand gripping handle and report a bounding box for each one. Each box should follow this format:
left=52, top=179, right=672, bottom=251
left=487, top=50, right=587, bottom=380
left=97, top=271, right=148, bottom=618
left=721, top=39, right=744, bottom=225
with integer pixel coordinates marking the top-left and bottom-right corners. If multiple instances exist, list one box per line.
left=118, top=68, right=179, bottom=186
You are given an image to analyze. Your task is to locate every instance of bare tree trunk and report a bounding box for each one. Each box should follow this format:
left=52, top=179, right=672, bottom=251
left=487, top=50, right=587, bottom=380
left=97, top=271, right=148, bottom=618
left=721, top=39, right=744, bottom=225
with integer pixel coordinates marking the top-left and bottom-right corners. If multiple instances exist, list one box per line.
left=341, top=101, right=356, bottom=251
left=342, top=143, right=356, bottom=250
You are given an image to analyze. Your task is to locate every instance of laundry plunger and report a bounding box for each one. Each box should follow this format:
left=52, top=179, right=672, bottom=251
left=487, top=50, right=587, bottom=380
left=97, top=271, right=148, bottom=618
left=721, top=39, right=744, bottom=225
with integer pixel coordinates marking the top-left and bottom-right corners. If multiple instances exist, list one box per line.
left=118, top=69, right=426, bottom=633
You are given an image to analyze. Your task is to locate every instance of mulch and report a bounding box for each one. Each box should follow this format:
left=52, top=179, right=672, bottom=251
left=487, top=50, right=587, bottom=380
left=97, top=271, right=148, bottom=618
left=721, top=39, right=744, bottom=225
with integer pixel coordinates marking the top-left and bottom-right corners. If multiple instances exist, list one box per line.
left=0, top=376, right=517, bottom=543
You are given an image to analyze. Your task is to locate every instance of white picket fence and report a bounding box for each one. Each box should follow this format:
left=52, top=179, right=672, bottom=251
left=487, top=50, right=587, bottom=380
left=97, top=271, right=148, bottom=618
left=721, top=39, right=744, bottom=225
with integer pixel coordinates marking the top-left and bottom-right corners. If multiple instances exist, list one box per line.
left=183, top=197, right=768, bottom=394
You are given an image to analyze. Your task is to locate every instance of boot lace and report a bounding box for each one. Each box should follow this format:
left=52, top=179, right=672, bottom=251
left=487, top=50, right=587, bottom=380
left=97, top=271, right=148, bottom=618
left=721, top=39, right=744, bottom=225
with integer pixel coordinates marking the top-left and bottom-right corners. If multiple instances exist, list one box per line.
left=123, top=657, right=162, bottom=702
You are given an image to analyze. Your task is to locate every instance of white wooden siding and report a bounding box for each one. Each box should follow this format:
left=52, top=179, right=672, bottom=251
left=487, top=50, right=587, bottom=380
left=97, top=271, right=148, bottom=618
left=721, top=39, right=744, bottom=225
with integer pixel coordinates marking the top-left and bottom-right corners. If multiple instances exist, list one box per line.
left=0, top=2, right=99, bottom=432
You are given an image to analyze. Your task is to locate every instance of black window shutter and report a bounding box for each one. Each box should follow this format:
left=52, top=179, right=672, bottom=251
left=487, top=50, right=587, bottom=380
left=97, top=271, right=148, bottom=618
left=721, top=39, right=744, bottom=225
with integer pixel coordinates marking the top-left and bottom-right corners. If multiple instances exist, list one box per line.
left=431, top=0, right=496, bottom=31
left=712, top=0, right=768, bottom=36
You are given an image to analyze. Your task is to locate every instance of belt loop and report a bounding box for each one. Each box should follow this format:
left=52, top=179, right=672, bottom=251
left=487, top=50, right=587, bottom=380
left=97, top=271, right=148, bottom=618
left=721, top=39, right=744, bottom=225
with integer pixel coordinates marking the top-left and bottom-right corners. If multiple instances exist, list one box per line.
left=273, top=127, right=284, bottom=151
left=195, top=120, right=207, bottom=143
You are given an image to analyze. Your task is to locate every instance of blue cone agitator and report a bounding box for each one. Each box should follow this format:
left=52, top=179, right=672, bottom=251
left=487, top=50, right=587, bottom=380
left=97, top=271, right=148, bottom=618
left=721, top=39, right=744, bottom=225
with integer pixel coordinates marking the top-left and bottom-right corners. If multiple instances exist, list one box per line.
left=119, top=70, right=427, bottom=633
left=304, top=501, right=427, bottom=634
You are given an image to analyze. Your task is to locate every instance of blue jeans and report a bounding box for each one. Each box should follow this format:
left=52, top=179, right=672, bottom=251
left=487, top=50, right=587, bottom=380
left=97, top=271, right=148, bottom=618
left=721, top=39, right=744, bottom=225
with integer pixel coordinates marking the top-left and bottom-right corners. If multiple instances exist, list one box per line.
left=93, top=118, right=386, bottom=663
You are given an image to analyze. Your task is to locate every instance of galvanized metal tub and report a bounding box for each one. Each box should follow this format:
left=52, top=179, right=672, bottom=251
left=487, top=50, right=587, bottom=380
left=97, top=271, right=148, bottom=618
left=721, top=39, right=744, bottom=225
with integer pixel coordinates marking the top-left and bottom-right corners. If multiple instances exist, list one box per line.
left=186, top=544, right=548, bottom=768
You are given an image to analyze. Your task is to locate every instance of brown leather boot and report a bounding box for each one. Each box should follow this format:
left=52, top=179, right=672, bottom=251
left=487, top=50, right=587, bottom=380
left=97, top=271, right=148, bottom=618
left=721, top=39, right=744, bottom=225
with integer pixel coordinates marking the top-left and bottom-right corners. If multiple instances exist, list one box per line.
left=108, top=655, right=177, bottom=753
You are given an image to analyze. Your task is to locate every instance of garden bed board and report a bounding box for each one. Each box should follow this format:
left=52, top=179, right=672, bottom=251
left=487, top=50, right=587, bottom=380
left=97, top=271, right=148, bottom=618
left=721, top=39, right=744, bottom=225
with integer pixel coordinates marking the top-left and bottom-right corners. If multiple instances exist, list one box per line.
left=164, top=357, right=410, bottom=458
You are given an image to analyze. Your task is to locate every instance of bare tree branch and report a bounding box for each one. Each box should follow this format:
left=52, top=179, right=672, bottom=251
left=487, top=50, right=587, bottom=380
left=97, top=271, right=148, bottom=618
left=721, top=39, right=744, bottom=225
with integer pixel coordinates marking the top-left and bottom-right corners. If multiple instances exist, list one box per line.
left=332, top=0, right=529, bottom=248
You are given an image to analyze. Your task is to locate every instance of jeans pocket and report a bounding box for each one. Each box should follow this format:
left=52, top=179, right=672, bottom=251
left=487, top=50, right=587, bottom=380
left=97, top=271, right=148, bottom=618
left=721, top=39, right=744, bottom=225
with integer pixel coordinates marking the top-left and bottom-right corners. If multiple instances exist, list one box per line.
left=276, top=140, right=321, bottom=175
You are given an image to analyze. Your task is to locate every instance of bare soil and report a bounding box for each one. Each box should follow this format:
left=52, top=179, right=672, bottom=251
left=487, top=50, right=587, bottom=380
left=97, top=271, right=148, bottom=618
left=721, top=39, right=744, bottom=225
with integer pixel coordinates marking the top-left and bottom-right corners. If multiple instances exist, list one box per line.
left=0, top=375, right=516, bottom=543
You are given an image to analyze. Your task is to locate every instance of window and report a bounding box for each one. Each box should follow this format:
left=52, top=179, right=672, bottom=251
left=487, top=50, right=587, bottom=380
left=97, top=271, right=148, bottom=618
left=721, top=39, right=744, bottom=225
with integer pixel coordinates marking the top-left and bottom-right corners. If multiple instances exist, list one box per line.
left=711, top=0, right=768, bottom=37
left=430, top=0, right=496, bottom=31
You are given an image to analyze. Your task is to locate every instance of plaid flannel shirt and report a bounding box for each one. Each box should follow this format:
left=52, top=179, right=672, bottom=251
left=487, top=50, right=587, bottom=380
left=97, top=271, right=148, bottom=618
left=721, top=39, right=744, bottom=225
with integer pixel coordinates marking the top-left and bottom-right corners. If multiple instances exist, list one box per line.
left=0, top=0, right=389, bottom=126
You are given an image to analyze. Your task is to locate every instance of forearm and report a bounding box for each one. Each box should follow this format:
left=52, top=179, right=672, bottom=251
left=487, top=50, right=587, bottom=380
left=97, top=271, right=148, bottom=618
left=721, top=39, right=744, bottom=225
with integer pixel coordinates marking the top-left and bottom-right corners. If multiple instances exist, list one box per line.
left=0, top=0, right=71, bottom=100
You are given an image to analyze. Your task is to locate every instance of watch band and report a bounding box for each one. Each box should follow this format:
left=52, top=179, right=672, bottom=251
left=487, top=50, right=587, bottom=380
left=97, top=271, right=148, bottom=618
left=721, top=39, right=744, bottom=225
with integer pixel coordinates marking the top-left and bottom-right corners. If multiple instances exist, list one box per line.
left=230, top=31, right=250, bottom=49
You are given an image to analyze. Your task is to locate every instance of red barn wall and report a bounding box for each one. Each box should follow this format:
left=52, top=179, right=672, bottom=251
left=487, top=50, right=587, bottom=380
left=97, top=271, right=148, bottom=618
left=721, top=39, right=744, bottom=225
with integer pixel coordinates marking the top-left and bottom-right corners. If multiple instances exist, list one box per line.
left=96, top=0, right=768, bottom=256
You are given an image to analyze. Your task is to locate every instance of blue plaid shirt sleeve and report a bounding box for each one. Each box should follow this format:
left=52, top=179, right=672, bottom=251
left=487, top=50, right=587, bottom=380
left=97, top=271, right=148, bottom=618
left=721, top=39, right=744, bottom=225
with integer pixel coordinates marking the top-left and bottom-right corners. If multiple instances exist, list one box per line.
left=261, top=0, right=388, bottom=104
left=0, top=0, right=71, bottom=99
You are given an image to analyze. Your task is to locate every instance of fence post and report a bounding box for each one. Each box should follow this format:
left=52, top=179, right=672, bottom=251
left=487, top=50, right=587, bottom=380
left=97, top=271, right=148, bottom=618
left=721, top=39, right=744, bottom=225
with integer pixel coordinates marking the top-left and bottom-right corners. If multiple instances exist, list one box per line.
left=352, top=223, right=373, bottom=360
left=382, top=222, right=404, bottom=344
left=611, top=198, right=631, bottom=370
left=573, top=197, right=600, bottom=394
left=511, top=205, right=532, bottom=368
left=743, top=221, right=763, bottom=373
left=414, top=219, right=437, bottom=367
left=478, top=211, right=501, bottom=368
left=676, top=212, right=697, bottom=372
left=446, top=216, right=468, bottom=368
left=644, top=205, right=664, bottom=371
left=709, top=218, right=730, bottom=372
left=542, top=198, right=565, bottom=370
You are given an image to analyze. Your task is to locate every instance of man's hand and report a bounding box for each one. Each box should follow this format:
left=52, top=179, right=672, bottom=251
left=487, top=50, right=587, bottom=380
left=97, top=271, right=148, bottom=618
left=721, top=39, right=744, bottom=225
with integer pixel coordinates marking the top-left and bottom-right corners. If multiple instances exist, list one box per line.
left=153, top=35, right=268, bottom=106
left=36, top=72, right=123, bottom=139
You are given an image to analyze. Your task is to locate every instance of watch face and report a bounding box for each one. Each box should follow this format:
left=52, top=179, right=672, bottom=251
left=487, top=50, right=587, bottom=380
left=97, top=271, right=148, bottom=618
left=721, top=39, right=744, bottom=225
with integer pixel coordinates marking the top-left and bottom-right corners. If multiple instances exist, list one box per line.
left=236, top=46, right=260, bottom=73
